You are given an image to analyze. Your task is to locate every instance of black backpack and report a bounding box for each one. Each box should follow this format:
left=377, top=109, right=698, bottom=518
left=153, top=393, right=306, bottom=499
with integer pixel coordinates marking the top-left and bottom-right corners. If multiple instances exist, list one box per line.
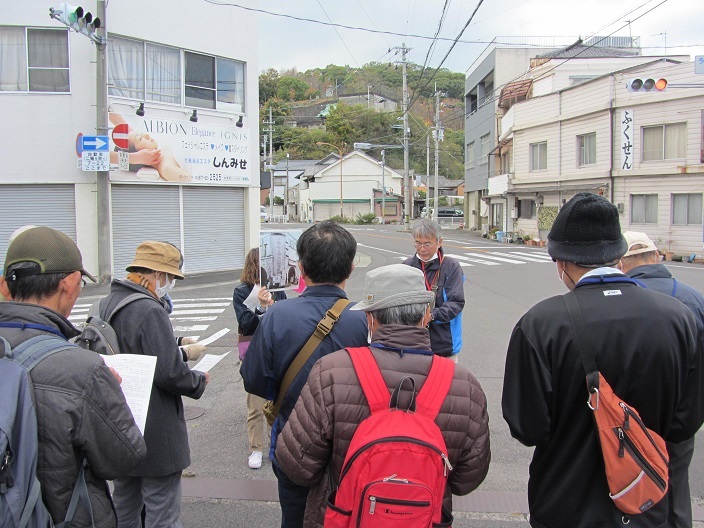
left=72, top=293, right=151, bottom=355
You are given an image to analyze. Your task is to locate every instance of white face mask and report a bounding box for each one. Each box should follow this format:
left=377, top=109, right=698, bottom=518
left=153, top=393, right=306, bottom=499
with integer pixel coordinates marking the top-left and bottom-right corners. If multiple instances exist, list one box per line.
left=155, top=273, right=176, bottom=298
left=367, top=314, right=375, bottom=344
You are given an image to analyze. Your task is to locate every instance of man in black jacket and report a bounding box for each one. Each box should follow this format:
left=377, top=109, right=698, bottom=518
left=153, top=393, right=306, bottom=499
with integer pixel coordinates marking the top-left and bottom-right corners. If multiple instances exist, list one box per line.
left=619, top=231, right=704, bottom=528
left=241, top=220, right=368, bottom=528
left=502, top=193, right=704, bottom=528
left=105, top=241, right=209, bottom=528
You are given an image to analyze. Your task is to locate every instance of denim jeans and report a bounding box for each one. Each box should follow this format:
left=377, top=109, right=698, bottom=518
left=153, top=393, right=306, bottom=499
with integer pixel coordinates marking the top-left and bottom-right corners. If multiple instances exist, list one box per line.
left=273, top=463, right=309, bottom=528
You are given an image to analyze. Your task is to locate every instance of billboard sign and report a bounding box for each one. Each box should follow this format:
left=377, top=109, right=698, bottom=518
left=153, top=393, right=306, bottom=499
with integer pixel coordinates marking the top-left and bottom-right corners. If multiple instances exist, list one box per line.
left=107, top=112, right=251, bottom=185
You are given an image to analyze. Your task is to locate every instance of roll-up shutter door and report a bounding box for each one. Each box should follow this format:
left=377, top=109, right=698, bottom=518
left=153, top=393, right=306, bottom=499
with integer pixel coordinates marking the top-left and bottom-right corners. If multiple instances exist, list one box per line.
left=0, top=185, right=76, bottom=260
left=313, top=202, right=336, bottom=221
left=111, top=185, right=180, bottom=279
left=313, top=201, right=370, bottom=221
left=182, top=186, right=245, bottom=274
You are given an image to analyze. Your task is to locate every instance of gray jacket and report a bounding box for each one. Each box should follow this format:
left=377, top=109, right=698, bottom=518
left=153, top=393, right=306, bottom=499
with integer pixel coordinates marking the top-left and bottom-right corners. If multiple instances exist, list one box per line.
left=102, top=279, right=207, bottom=476
left=0, top=301, right=146, bottom=528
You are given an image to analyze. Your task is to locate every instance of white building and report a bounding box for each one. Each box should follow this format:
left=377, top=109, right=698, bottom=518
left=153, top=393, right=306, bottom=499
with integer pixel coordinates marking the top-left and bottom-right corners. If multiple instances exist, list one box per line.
left=1, top=1, right=260, bottom=279
left=297, top=151, right=404, bottom=222
left=494, top=60, right=704, bottom=255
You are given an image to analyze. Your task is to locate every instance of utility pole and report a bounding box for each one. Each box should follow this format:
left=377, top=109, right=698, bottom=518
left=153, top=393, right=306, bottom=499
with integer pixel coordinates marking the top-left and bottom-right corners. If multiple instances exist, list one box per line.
left=285, top=152, right=289, bottom=221
left=381, top=149, right=386, bottom=224
left=396, top=43, right=411, bottom=229
left=96, top=0, right=110, bottom=283
left=433, top=87, right=441, bottom=222
left=426, top=132, right=430, bottom=216
left=51, top=1, right=110, bottom=282
left=264, top=107, right=275, bottom=220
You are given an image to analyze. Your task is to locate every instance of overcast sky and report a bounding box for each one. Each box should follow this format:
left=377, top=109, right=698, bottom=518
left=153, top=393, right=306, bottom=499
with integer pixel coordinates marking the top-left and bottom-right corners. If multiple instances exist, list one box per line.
left=248, top=0, right=704, bottom=76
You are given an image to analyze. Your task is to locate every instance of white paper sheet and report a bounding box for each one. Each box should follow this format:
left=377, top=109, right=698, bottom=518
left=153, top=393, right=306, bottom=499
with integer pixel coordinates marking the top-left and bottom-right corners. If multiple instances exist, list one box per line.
left=192, top=351, right=230, bottom=373
left=243, top=284, right=262, bottom=312
left=198, top=328, right=230, bottom=347
left=102, top=354, right=157, bottom=435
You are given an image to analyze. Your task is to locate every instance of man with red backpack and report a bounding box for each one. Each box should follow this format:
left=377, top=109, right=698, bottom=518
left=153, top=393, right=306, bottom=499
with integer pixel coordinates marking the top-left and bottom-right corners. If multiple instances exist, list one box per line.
left=276, top=264, right=490, bottom=527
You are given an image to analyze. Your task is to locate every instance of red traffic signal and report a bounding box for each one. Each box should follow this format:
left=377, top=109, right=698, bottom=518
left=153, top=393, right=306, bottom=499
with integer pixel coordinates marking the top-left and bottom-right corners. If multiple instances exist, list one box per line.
left=627, top=77, right=667, bottom=92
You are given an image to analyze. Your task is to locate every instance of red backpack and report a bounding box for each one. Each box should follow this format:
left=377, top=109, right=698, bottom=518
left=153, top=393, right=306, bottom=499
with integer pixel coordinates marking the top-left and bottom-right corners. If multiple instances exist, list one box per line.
left=324, top=346, right=455, bottom=528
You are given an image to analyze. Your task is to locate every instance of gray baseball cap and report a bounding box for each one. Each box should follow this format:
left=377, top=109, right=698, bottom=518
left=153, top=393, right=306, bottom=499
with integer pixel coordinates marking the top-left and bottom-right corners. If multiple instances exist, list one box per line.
left=351, top=264, right=435, bottom=312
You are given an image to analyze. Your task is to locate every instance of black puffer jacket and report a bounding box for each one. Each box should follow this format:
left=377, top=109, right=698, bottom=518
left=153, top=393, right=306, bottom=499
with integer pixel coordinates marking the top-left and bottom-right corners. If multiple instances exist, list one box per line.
left=0, top=301, right=146, bottom=528
left=276, top=324, right=491, bottom=527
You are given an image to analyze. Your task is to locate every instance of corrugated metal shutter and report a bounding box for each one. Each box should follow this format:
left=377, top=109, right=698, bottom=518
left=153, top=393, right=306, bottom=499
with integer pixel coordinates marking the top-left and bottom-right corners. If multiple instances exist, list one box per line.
left=111, top=185, right=181, bottom=279
left=348, top=202, right=369, bottom=219
left=0, top=185, right=76, bottom=262
left=313, top=202, right=336, bottom=221
left=182, top=186, right=245, bottom=274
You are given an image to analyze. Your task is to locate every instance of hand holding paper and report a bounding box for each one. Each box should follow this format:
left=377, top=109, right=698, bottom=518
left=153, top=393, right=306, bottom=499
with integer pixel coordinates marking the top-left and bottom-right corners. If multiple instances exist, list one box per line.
left=192, top=351, right=230, bottom=373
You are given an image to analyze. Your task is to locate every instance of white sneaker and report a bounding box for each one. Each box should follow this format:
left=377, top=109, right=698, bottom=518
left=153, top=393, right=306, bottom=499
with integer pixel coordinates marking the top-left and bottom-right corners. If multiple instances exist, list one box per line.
left=248, top=451, right=263, bottom=469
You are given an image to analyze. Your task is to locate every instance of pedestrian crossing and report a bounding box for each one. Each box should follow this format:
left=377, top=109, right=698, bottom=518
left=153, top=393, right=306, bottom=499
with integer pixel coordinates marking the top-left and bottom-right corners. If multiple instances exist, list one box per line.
left=69, top=297, right=231, bottom=341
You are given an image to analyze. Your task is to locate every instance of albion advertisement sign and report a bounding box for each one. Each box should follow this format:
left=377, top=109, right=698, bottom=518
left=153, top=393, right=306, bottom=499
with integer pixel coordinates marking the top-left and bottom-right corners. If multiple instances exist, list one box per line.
left=107, top=112, right=251, bottom=185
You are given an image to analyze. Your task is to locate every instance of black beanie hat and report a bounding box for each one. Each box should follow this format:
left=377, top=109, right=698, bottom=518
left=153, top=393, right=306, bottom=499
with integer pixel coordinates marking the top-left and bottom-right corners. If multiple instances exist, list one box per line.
left=547, top=193, right=627, bottom=266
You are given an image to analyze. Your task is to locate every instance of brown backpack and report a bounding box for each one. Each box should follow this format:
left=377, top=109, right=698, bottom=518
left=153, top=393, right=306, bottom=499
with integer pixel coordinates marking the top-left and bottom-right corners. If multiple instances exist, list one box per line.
left=565, top=292, right=669, bottom=515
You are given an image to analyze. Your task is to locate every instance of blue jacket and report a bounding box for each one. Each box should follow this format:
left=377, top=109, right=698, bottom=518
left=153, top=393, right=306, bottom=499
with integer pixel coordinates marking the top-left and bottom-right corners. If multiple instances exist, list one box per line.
left=627, top=263, right=704, bottom=338
left=404, top=250, right=465, bottom=356
left=240, top=285, right=368, bottom=461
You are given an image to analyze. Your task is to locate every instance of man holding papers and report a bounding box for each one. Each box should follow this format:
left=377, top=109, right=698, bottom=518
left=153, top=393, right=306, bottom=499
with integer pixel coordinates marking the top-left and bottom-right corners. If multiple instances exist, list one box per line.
left=101, top=241, right=209, bottom=528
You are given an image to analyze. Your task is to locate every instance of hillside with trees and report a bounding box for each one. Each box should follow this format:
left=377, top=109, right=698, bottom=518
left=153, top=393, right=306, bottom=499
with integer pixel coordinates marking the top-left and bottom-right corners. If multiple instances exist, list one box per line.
left=259, top=62, right=466, bottom=180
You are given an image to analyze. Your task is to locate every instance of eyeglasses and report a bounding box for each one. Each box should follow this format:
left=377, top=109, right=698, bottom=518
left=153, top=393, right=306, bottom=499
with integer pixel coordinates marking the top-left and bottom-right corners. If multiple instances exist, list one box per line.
left=61, top=272, right=87, bottom=289
left=413, top=241, right=436, bottom=249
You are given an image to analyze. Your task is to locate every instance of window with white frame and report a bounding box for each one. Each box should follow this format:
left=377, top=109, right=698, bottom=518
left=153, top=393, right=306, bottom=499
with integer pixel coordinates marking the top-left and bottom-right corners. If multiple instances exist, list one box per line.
left=530, top=142, right=547, bottom=171
left=630, top=194, right=658, bottom=224
left=185, top=52, right=244, bottom=112
left=108, top=36, right=245, bottom=112
left=467, top=142, right=475, bottom=167
left=0, top=27, right=69, bottom=92
left=480, top=134, right=490, bottom=163
left=578, top=133, right=596, bottom=166
left=642, top=123, right=686, bottom=161
left=672, top=193, right=702, bottom=225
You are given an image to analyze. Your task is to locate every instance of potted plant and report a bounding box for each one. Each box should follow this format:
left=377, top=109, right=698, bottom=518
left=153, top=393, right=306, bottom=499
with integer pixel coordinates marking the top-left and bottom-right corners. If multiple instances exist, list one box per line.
left=489, top=227, right=500, bottom=240
left=523, top=233, right=534, bottom=246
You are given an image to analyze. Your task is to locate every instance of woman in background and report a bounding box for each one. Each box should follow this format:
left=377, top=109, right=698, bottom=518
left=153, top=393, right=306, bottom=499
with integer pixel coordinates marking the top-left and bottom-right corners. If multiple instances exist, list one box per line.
left=233, top=248, right=286, bottom=469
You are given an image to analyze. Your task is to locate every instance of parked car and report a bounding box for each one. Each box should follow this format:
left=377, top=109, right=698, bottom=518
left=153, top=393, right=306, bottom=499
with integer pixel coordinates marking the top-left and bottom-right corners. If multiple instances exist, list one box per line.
left=437, top=207, right=464, bottom=217
left=260, top=206, right=269, bottom=223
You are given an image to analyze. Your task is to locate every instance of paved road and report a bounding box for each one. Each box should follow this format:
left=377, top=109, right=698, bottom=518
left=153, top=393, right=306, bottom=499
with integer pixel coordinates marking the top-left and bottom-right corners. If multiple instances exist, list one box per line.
left=74, top=224, right=704, bottom=527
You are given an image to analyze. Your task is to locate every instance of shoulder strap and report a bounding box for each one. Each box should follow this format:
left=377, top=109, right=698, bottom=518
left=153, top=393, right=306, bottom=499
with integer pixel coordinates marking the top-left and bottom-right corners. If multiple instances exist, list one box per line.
left=9, top=335, right=75, bottom=371
left=0, top=321, right=65, bottom=340
left=54, top=458, right=95, bottom=528
left=564, top=291, right=600, bottom=392
left=101, top=292, right=155, bottom=324
left=347, top=346, right=389, bottom=414
left=270, top=298, right=351, bottom=418
left=415, top=355, right=455, bottom=420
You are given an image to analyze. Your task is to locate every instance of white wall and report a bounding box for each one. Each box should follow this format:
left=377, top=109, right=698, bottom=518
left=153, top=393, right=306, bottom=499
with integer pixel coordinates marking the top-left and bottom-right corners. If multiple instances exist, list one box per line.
left=1, top=0, right=260, bottom=269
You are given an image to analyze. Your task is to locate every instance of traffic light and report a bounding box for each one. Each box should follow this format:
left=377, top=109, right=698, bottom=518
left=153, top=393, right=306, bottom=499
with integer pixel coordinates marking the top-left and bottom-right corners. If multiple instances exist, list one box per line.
left=627, top=77, right=668, bottom=92
left=49, top=3, right=101, bottom=40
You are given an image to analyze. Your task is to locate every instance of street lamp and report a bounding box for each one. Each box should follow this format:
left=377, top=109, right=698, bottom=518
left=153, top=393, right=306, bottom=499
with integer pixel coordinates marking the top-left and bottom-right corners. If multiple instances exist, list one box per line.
left=316, top=142, right=344, bottom=220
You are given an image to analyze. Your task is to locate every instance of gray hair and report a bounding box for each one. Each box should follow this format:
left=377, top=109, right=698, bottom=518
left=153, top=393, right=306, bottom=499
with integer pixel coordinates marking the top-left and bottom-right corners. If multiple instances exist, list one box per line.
left=411, top=219, right=441, bottom=241
left=371, top=303, right=428, bottom=326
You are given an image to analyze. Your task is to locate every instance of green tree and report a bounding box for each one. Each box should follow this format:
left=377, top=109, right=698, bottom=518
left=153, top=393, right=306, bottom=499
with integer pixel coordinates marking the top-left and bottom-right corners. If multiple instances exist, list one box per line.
left=277, top=77, right=311, bottom=101
left=259, top=68, right=280, bottom=104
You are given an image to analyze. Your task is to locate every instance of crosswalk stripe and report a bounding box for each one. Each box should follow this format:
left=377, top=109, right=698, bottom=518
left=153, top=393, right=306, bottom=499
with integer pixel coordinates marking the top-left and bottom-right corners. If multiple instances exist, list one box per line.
left=170, top=316, right=217, bottom=322
left=463, top=252, right=525, bottom=264
left=170, top=309, right=226, bottom=316
left=172, top=325, right=209, bottom=332
left=169, top=302, right=230, bottom=309
left=445, top=254, right=500, bottom=266
left=172, top=298, right=230, bottom=302
left=498, top=252, right=553, bottom=263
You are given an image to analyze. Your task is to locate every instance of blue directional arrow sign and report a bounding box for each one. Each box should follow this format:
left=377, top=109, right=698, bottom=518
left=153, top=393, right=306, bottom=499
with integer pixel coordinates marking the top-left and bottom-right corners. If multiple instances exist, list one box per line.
left=81, top=135, right=109, bottom=151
